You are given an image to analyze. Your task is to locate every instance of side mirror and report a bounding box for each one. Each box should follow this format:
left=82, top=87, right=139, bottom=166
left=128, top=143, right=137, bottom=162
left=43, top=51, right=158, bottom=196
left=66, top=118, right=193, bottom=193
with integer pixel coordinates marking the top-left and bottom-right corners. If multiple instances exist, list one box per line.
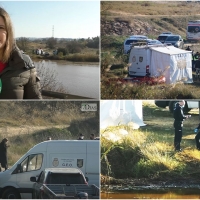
left=30, top=177, right=37, bottom=182
left=85, top=177, right=89, bottom=182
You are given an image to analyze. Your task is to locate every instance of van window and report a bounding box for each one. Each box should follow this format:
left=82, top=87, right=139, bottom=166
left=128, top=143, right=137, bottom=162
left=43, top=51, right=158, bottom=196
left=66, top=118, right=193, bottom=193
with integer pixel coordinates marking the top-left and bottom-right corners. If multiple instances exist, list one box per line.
left=188, top=26, right=200, bottom=33
left=21, top=154, right=43, bottom=172
left=46, top=173, right=85, bottom=184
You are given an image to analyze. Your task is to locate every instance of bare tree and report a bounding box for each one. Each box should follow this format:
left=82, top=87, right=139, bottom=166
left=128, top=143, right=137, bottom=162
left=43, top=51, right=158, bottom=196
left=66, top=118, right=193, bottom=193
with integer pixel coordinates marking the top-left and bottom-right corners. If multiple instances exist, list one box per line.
left=35, top=61, right=67, bottom=93
left=16, top=37, right=29, bottom=52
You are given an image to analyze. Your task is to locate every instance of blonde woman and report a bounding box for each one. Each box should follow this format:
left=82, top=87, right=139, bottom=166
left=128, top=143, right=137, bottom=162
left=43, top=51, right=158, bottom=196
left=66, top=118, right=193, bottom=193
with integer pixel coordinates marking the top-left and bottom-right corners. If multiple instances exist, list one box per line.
left=0, top=7, right=42, bottom=99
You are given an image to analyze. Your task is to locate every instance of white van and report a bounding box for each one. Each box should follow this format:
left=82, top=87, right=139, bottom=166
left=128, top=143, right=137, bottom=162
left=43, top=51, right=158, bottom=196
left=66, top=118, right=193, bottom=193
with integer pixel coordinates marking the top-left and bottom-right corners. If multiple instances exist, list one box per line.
left=0, top=140, right=100, bottom=199
left=128, top=45, right=193, bottom=84
left=128, top=46, right=152, bottom=77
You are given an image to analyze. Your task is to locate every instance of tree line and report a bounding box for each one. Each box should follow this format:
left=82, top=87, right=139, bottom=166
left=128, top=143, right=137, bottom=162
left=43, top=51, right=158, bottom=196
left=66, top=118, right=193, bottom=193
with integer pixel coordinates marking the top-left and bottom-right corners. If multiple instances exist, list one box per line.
left=16, top=37, right=99, bottom=54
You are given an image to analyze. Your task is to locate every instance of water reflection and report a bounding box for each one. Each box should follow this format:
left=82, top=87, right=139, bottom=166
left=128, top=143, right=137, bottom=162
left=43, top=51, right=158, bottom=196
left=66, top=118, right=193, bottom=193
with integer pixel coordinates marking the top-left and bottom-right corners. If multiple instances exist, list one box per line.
left=101, top=188, right=200, bottom=199
left=34, top=60, right=99, bottom=99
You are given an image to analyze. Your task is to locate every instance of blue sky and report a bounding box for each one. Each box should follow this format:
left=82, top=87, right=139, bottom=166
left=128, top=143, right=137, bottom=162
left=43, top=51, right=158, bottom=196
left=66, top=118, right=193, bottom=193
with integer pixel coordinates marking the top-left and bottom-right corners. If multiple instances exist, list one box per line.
left=0, top=1, right=100, bottom=38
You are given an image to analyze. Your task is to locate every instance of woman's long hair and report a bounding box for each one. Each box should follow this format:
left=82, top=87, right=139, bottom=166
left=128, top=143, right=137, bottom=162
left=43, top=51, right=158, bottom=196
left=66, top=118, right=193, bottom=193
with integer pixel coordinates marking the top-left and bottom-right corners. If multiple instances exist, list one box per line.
left=0, top=7, right=16, bottom=63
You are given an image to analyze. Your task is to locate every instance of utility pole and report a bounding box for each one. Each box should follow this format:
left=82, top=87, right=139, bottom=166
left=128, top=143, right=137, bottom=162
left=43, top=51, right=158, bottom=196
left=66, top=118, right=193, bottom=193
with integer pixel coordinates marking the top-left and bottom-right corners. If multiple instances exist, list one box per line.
left=52, top=25, right=54, bottom=38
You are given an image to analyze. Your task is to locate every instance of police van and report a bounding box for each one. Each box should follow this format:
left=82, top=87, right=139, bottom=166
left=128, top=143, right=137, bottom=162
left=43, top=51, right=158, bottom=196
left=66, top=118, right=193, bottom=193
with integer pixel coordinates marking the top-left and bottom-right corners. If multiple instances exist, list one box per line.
left=0, top=140, right=100, bottom=199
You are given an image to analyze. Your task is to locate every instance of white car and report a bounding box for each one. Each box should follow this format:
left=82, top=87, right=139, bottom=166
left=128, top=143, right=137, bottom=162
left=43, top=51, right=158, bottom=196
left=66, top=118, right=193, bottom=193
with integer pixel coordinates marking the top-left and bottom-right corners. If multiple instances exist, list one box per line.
left=123, top=35, right=148, bottom=54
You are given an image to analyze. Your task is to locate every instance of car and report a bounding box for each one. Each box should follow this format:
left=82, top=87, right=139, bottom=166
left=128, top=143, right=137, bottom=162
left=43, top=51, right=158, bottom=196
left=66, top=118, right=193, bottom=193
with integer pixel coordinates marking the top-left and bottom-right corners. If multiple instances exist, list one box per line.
left=123, top=35, right=148, bottom=54
left=164, top=35, right=184, bottom=49
left=157, top=33, right=172, bottom=43
left=161, top=32, right=173, bottom=35
left=146, top=39, right=163, bottom=45
left=30, top=168, right=88, bottom=199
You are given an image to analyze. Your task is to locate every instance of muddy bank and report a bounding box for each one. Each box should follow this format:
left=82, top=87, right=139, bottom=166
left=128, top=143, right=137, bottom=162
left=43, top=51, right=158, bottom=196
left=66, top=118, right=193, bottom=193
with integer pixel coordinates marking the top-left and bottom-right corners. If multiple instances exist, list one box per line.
left=101, top=175, right=200, bottom=191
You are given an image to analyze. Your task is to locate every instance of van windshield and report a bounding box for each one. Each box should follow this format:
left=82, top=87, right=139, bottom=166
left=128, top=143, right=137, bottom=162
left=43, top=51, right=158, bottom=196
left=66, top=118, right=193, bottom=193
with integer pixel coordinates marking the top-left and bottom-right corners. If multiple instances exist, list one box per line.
left=165, top=36, right=179, bottom=41
left=188, top=26, right=200, bottom=33
left=125, top=39, right=138, bottom=45
left=46, top=173, right=85, bottom=184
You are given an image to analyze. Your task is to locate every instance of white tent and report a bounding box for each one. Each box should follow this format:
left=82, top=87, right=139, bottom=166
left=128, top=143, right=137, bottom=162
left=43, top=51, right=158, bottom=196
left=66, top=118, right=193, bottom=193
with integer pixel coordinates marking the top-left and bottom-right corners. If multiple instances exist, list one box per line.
left=150, top=46, right=193, bottom=84
left=100, top=100, right=146, bottom=129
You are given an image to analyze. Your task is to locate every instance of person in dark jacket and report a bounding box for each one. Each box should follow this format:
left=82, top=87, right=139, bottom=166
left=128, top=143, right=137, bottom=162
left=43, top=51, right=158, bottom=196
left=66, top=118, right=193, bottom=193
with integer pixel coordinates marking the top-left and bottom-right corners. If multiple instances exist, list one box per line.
left=173, top=100, right=191, bottom=151
left=194, top=124, right=200, bottom=150
left=0, top=138, right=9, bottom=171
left=78, top=134, right=84, bottom=140
left=0, top=7, right=42, bottom=99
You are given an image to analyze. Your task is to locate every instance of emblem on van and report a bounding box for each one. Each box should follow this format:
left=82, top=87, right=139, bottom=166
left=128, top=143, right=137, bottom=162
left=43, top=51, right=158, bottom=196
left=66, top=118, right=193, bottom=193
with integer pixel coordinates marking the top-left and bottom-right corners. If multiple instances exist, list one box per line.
left=139, top=57, right=143, bottom=62
left=77, top=159, right=83, bottom=168
left=52, top=158, right=59, bottom=167
left=132, top=56, right=136, bottom=62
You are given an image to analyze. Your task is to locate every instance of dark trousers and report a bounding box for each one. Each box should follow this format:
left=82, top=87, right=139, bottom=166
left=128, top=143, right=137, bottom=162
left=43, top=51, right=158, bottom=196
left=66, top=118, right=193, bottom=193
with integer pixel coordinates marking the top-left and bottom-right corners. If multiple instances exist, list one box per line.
left=174, top=121, right=183, bottom=150
left=195, top=132, right=200, bottom=149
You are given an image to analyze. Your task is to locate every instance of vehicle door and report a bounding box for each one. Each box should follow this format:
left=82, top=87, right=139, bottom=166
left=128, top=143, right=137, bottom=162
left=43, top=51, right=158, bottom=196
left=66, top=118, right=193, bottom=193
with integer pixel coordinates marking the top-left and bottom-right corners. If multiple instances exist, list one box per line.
left=33, top=171, right=45, bottom=198
left=13, top=153, right=44, bottom=199
left=129, top=48, right=147, bottom=76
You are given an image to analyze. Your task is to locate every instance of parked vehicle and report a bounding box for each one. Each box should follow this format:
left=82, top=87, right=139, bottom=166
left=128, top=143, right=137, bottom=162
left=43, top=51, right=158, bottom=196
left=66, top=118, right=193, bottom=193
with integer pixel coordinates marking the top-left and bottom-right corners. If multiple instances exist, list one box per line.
left=42, top=184, right=99, bottom=199
left=0, top=140, right=100, bottom=199
left=146, top=39, right=163, bottom=45
left=30, top=168, right=90, bottom=199
left=128, top=45, right=193, bottom=84
left=123, top=35, right=148, bottom=54
left=157, top=33, right=172, bottom=43
left=161, top=32, right=173, bottom=35
left=164, top=35, right=184, bottom=49
left=187, top=20, right=200, bottom=42
left=155, top=100, right=199, bottom=113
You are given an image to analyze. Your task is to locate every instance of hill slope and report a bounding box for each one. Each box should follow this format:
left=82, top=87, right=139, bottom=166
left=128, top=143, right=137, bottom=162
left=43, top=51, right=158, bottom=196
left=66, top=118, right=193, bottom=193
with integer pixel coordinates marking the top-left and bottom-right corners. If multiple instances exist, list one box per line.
left=101, top=1, right=200, bottom=39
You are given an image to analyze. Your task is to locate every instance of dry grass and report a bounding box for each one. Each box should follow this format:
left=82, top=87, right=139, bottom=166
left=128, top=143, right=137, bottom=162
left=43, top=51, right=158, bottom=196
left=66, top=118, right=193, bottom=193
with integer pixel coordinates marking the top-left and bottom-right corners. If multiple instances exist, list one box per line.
left=101, top=102, right=200, bottom=180
left=0, top=101, right=99, bottom=166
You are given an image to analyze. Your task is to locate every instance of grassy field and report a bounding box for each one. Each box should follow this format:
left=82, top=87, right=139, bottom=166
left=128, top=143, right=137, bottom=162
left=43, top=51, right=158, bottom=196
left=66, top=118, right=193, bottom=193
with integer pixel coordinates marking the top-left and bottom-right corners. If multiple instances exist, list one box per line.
left=0, top=101, right=99, bottom=167
left=101, top=101, right=200, bottom=186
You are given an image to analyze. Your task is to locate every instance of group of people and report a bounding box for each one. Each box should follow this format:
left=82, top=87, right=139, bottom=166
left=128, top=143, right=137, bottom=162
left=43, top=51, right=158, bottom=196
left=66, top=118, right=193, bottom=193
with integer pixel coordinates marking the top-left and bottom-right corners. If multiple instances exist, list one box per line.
left=78, top=133, right=99, bottom=140
left=185, top=46, right=200, bottom=72
left=173, top=100, right=199, bottom=151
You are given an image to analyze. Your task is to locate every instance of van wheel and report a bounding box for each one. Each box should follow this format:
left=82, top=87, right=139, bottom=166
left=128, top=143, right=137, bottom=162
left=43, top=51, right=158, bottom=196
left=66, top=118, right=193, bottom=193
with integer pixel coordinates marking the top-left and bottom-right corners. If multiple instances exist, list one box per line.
left=2, top=188, right=20, bottom=199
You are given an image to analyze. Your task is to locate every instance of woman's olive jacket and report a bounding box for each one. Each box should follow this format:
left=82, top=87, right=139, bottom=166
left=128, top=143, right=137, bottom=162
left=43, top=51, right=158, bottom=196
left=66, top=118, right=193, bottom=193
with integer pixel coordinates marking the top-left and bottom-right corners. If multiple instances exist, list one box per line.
left=0, top=48, right=42, bottom=99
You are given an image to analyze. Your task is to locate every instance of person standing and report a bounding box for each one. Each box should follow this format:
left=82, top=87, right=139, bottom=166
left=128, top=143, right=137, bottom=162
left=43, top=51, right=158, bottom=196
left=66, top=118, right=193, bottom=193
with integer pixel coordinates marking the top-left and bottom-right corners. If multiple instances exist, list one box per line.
left=0, top=7, right=42, bottom=99
left=194, top=124, right=200, bottom=150
left=78, top=134, right=84, bottom=140
left=173, top=100, right=191, bottom=151
left=0, top=138, right=9, bottom=171
left=90, top=133, right=95, bottom=140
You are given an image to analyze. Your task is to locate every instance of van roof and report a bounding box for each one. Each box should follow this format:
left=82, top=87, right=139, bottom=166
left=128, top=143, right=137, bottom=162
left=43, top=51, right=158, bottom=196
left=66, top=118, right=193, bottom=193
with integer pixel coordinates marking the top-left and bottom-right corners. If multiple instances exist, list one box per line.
left=44, top=168, right=82, bottom=174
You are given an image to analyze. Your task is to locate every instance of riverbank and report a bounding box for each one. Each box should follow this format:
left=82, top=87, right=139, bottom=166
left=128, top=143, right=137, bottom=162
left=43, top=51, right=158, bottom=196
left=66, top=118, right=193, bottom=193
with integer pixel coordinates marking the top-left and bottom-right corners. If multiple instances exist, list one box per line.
left=31, top=53, right=99, bottom=63
left=101, top=102, right=200, bottom=191
left=101, top=175, right=200, bottom=191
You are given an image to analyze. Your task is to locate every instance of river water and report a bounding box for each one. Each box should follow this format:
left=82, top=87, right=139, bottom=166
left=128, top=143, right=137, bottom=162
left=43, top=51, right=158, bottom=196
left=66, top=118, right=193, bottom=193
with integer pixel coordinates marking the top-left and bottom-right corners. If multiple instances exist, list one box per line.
left=101, top=188, right=200, bottom=199
left=34, top=60, right=100, bottom=99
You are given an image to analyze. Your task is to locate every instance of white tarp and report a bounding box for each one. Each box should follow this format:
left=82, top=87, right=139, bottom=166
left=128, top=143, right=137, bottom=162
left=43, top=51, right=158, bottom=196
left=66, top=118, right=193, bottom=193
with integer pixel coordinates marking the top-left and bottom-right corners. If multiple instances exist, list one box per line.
left=100, top=100, right=146, bottom=129
left=150, top=46, right=193, bottom=84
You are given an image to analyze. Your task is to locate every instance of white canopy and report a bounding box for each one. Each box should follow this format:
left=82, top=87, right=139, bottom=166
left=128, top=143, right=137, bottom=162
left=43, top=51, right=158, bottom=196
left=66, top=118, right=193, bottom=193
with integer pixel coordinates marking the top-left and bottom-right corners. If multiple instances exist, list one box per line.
left=100, top=100, right=146, bottom=129
left=150, top=46, right=193, bottom=84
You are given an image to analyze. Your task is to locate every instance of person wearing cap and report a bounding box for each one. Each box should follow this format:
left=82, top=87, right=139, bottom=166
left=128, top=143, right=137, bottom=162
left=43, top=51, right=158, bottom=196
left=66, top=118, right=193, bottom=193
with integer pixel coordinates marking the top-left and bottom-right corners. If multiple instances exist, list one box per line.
left=173, top=100, right=191, bottom=151
left=0, top=138, right=9, bottom=171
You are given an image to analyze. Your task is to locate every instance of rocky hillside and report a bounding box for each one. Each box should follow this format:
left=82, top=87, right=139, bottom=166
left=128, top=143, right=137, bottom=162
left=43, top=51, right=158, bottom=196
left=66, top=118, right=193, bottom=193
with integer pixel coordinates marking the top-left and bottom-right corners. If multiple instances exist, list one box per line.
left=101, top=2, right=200, bottom=39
